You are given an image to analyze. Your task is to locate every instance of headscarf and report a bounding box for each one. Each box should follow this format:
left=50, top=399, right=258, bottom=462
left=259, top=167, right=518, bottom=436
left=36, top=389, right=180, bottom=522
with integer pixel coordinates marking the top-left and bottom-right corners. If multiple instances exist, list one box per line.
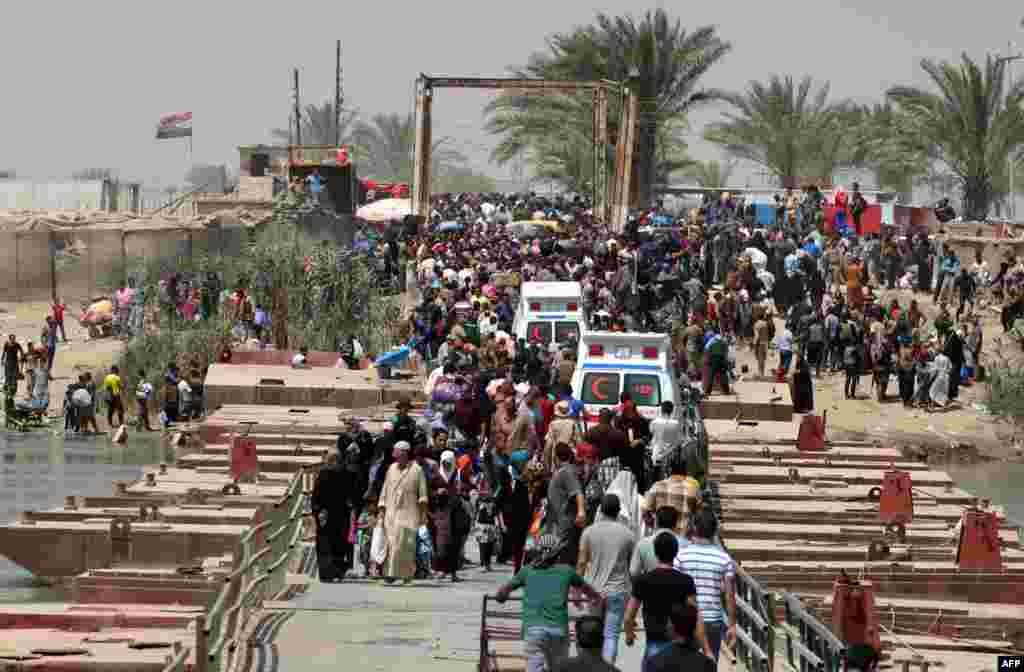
left=392, top=440, right=411, bottom=465
left=440, top=450, right=456, bottom=482
left=600, top=470, right=640, bottom=537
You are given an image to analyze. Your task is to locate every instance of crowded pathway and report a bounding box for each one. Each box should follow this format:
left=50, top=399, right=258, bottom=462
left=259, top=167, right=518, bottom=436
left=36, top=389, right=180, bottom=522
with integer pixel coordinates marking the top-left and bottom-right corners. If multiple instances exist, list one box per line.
left=286, top=186, right=1013, bottom=671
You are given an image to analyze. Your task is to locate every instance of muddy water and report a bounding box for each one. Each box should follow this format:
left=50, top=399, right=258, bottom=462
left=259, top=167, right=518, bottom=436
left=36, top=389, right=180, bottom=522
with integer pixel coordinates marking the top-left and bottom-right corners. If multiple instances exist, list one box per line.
left=0, top=427, right=1020, bottom=604
left=0, top=430, right=168, bottom=603
left=945, top=461, right=1024, bottom=523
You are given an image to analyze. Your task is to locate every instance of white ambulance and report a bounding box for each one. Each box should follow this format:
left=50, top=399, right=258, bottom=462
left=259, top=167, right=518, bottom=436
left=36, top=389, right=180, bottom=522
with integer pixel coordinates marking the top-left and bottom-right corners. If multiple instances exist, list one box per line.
left=512, top=281, right=587, bottom=348
left=571, top=331, right=681, bottom=426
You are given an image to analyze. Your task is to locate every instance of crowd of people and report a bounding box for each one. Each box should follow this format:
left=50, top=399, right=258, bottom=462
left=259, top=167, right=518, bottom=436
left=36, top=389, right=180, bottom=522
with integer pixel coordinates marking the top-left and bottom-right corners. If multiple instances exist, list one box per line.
left=4, top=183, right=1010, bottom=669
left=1, top=301, right=70, bottom=419
left=301, top=186, right=1022, bottom=672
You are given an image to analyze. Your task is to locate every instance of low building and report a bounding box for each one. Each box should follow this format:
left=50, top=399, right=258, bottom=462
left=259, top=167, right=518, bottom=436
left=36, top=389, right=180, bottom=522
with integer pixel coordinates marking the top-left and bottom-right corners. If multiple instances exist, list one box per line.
left=193, top=144, right=356, bottom=216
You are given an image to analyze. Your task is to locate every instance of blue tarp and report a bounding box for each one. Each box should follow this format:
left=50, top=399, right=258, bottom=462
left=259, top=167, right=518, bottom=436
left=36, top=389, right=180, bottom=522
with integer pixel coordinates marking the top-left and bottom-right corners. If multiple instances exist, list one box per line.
left=437, top=221, right=463, bottom=232
left=754, top=203, right=777, bottom=227
left=375, top=345, right=411, bottom=367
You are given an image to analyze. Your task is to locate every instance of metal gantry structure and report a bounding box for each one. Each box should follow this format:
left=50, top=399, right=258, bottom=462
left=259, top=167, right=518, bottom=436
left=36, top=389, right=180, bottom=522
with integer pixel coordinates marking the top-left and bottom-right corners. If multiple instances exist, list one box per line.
left=410, top=75, right=639, bottom=231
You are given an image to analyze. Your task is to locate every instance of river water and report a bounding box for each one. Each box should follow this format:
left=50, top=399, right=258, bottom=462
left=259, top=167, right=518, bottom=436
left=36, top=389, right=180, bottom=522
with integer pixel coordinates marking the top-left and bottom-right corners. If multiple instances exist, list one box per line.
left=0, top=428, right=1021, bottom=603
left=0, top=429, right=168, bottom=603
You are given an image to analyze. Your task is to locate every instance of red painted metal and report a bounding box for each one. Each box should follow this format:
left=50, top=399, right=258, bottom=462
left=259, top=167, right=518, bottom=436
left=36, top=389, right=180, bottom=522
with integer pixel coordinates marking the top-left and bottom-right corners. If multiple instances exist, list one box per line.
left=957, top=509, right=1002, bottom=571
left=831, top=578, right=881, bottom=654
left=230, top=435, right=259, bottom=482
left=879, top=469, right=914, bottom=524
left=796, top=412, right=827, bottom=452
left=0, top=612, right=192, bottom=629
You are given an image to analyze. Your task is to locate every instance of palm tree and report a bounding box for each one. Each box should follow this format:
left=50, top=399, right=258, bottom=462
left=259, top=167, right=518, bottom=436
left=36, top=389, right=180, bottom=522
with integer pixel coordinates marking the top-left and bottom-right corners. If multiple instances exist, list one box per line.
left=485, top=10, right=730, bottom=206
left=886, top=54, right=1024, bottom=220
left=684, top=159, right=737, bottom=188
left=653, top=118, right=696, bottom=186
left=272, top=101, right=359, bottom=146
left=352, top=112, right=468, bottom=182
left=848, top=102, right=928, bottom=200
left=529, top=136, right=595, bottom=193
left=593, top=12, right=729, bottom=206
left=704, top=75, right=852, bottom=186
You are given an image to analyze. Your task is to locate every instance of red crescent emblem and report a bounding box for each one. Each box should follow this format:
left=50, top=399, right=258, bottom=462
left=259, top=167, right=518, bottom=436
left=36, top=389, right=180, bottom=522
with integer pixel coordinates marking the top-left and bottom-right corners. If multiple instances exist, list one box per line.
left=591, top=376, right=609, bottom=401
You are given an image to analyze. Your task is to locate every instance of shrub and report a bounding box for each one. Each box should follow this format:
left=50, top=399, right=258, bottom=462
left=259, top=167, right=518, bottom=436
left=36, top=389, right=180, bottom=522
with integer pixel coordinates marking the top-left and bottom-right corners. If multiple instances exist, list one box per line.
left=110, top=193, right=398, bottom=397
left=986, top=365, right=1024, bottom=422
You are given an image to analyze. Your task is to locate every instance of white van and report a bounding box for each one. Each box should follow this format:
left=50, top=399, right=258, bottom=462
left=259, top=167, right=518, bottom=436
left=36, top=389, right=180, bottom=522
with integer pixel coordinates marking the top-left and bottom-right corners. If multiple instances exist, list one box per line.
left=512, top=281, right=587, bottom=348
left=571, top=331, right=681, bottom=426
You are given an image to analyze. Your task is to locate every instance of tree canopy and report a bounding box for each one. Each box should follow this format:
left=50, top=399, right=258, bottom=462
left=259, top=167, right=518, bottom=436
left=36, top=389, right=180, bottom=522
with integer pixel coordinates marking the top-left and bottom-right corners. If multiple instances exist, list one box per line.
left=485, top=9, right=730, bottom=205
left=886, top=54, right=1024, bottom=220
left=352, top=112, right=469, bottom=183
left=704, top=75, right=854, bottom=185
left=684, top=159, right=737, bottom=189
left=272, top=101, right=359, bottom=147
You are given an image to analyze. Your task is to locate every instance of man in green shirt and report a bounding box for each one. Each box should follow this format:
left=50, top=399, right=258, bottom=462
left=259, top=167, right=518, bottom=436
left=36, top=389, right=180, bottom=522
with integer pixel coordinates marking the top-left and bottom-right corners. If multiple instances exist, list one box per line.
left=496, top=535, right=605, bottom=672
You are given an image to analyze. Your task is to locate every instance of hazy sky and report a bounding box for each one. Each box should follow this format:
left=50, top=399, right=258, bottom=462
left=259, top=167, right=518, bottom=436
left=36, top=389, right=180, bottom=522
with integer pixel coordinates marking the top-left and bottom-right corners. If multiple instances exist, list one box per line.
left=3, top=0, right=1022, bottom=188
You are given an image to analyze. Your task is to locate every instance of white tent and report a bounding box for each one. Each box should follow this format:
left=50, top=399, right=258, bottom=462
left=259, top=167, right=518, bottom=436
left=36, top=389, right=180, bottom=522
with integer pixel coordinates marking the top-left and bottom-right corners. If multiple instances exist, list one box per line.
left=355, top=198, right=412, bottom=223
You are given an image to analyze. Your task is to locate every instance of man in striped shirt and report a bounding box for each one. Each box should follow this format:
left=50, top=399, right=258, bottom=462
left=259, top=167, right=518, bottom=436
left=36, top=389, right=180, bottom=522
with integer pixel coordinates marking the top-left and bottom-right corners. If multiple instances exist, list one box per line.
left=673, top=508, right=736, bottom=663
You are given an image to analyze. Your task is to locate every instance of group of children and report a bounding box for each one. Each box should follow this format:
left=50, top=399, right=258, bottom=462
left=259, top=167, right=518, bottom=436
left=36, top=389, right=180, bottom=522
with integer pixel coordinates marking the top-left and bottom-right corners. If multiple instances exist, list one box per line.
left=353, top=493, right=502, bottom=579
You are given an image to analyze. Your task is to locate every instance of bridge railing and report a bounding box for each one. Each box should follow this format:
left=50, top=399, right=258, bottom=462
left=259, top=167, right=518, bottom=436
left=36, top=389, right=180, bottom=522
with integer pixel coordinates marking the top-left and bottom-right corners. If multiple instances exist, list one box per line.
left=780, top=592, right=846, bottom=672
left=159, top=641, right=191, bottom=672
left=203, top=470, right=308, bottom=672
left=734, top=566, right=774, bottom=672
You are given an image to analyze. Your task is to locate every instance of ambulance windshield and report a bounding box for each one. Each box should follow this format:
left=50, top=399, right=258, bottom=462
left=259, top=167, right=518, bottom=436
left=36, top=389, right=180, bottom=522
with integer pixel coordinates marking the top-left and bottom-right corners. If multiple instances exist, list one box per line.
left=526, top=322, right=552, bottom=345
left=582, top=372, right=619, bottom=405
left=625, top=373, right=661, bottom=406
left=555, top=322, right=580, bottom=344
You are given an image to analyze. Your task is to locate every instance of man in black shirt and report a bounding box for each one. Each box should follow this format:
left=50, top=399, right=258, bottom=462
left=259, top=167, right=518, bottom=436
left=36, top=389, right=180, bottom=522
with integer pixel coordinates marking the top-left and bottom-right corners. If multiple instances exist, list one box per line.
left=624, top=532, right=710, bottom=672
left=553, top=615, right=620, bottom=672
left=583, top=410, right=629, bottom=461
left=648, top=602, right=716, bottom=672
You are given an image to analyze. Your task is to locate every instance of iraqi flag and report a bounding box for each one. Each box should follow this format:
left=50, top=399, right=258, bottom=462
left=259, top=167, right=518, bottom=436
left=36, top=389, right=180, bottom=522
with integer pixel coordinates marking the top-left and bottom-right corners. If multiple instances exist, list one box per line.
left=156, top=112, right=192, bottom=139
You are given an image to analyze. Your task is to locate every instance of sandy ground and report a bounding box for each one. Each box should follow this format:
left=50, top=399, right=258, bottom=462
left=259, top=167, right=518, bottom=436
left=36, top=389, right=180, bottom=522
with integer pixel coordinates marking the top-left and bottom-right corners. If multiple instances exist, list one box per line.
left=0, top=300, right=123, bottom=423
left=3, top=286, right=1019, bottom=458
left=723, top=285, right=1022, bottom=460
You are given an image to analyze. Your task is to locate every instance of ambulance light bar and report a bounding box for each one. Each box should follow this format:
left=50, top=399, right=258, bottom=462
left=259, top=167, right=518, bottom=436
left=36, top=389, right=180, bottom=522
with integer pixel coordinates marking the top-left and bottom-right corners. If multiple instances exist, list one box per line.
left=589, top=344, right=604, bottom=356
left=642, top=347, right=658, bottom=359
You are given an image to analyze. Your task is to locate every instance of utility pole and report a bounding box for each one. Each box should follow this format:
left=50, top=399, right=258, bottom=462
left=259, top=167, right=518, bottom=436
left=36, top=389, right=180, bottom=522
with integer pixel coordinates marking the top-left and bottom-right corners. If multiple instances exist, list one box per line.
left=997, top=44, right=1023, bottom=221
left=1010, top=41, right=1018, bottom=222
left=335, top=40, right=343, bottom=146
left=293, top=68, right=302, bottom=146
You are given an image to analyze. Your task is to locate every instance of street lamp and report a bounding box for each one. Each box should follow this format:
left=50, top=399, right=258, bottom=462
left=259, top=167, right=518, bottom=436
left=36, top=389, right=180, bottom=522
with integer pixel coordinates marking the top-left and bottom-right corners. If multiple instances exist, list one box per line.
left=997, top=46, right=1023, bottom=221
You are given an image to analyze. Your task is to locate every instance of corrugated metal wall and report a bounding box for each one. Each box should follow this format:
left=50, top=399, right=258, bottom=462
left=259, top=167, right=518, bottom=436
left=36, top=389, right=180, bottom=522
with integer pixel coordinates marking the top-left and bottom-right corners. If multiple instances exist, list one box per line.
left=0, top=180, right=105, bottom=210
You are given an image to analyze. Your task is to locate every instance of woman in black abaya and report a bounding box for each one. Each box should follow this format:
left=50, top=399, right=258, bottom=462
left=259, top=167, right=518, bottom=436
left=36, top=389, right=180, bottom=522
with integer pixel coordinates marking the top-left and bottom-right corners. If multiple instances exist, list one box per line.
left=311, top=446, right=364, bottom=582
left=792, top=355, right=814, bottom=414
